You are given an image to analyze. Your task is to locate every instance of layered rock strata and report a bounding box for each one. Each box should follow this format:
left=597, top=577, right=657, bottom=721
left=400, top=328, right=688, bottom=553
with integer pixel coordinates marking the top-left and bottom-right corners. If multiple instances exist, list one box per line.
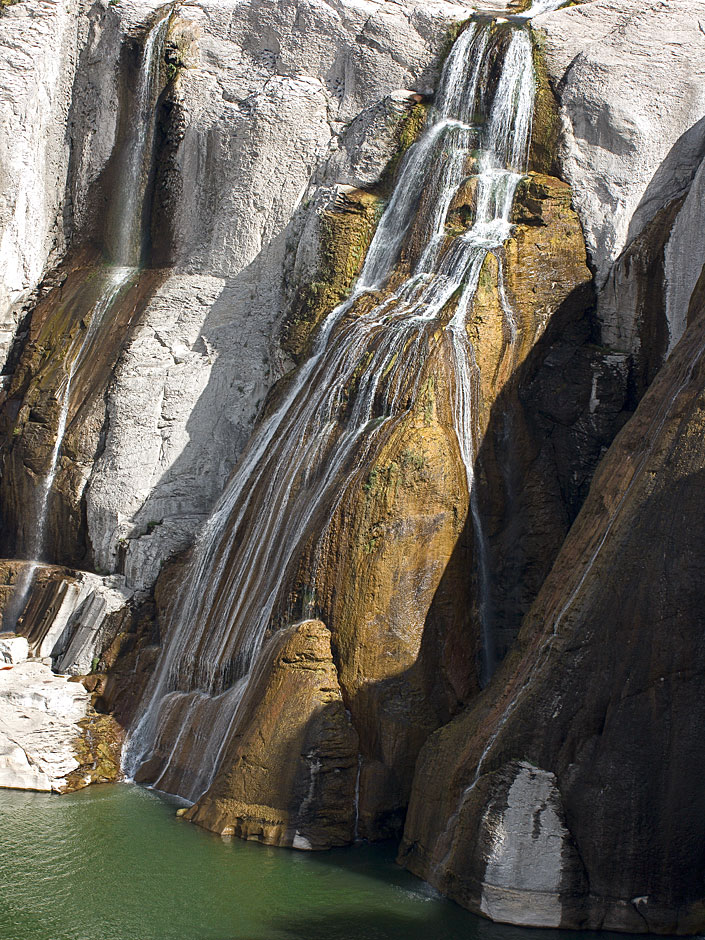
left=0, top=559, right=131, bottom=669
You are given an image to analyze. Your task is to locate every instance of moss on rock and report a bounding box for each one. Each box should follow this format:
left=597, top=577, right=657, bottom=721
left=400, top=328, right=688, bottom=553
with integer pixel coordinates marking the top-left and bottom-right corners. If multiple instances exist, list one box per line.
left=528, top=29, right=561, bottom=176
left=64, top=711, right=124, bottom=791
left=283, top=189, right=383, bottom=362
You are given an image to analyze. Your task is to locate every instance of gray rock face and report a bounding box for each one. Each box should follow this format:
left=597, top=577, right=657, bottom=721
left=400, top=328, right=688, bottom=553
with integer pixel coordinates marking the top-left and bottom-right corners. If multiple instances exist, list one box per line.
left=0, top=660, right=90, bottom=791
left=479, top=762, right=572, bottom=928
left=664, top=153, right=705, bottom=355
left=0, top=0, right=84, bottom=367
left=538, top=0, right=705, bottom=362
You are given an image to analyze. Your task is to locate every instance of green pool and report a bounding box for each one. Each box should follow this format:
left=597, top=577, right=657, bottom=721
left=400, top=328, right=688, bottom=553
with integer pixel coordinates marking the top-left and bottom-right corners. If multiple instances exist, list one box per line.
left=0, top=784, right=639, bottom=940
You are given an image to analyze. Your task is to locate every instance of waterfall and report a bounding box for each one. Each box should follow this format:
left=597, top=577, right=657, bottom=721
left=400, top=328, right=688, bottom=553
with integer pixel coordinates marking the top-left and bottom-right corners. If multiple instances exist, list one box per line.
left=110, top=9, right=172, bottom=266
left=6, top=8, right=171, bottom=632
left=124, top=13, right=539, bottom=800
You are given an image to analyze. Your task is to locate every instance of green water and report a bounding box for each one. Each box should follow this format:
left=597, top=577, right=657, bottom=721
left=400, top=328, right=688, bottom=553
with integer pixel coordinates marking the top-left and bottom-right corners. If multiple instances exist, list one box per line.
left=0, top=784, right=632, bottom=940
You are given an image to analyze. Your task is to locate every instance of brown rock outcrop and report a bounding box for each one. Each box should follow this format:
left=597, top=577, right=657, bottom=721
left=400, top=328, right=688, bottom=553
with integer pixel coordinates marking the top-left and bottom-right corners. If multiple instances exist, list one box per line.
left=284, top=188, right=383, bottom=364
left=288, top=358, right=470, bottom=839
left=400, top=287, right=705, bottom=934
left=186, top=619, right=359, bottom=849
left=259, top=170, right=602, bottom=841
left=64, top=711, right=124, bottom=790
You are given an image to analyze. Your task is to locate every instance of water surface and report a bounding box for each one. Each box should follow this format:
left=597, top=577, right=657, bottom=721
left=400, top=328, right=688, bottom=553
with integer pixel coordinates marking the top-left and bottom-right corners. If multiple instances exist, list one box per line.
left=0, top=784, right=644, bottom=940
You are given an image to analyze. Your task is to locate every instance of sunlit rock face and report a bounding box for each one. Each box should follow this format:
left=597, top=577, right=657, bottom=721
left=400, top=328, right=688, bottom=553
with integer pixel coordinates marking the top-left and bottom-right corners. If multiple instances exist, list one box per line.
left=0, top=0, right=90, bottom=368
left=85, top=0, right=473, bottom=587
left=122, top=12, right=624, bottom=853
left=0, top=0, right=471, bottom=592
left=0, top=656, right=117, bottom=792
left=536, top=0, right=705, bottom=387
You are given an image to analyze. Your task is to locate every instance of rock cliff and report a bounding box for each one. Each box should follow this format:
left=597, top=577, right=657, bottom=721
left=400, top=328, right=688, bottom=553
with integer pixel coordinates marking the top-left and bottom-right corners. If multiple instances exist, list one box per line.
left=537, top=0, right=705, bottom=393
left=185, top=619, right=359, bottom=849
left=398, top=4, right=705, bottom=932
left=400, top=274, right=705, bottom=935
left=1, top=0, right=705, bottom=934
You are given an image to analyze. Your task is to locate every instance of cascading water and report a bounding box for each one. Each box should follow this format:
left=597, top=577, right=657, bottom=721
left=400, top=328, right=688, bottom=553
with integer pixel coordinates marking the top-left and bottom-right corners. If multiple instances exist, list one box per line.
left=109, top=8, right=172, bottom=266
left=124, top=10, right=541, bottom=801
left=7, top=8, right=171, bottom=630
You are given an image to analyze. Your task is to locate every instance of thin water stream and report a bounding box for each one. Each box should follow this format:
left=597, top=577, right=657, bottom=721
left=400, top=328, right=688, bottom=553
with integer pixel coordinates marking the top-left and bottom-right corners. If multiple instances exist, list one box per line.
left=7, top=8, right=171, bottom=627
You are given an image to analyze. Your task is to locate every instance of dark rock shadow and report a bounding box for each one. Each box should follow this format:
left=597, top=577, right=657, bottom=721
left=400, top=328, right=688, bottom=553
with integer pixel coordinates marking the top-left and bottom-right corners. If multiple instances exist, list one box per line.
left=419, top=277, right=631, bottom=724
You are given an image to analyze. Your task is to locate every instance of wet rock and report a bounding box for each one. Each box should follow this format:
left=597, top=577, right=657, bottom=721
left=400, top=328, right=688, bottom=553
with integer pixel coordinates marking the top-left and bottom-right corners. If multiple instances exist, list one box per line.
left=186, top=620, right=359, bottom=849
left=400, top=295, right=705, bottom=934
left=252, top=168, right=603, bottom=841
left=291, top=371, right=470, bottom=839
left=64, top=711, right=123, bottom=788
left=468, top=171, right=627, bottom=661
left=284, top=185, right=383, bottom=363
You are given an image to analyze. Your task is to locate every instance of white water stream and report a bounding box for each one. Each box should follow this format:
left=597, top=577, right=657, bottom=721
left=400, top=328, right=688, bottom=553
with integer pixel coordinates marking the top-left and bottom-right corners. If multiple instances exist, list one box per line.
left=124, top=14, right=541, bottom=803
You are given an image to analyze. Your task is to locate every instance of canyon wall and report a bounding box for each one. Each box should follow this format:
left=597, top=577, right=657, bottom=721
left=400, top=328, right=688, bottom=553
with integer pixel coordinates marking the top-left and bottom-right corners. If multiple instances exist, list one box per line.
left=1, top=0, right=705, bottom=933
